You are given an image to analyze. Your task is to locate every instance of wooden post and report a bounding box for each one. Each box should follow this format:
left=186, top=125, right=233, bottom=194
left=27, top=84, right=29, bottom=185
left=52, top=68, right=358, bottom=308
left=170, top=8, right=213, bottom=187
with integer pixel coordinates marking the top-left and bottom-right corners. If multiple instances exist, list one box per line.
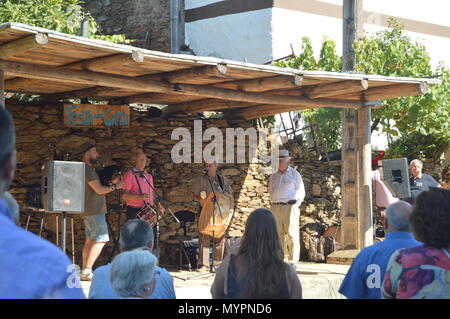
left=0, top=69, right=4, bottom=108
left=358, top=101, right=373, bottom=248
left=341, top=109, right=359, bottom=250
left=341, top=0, right=364, bottom=250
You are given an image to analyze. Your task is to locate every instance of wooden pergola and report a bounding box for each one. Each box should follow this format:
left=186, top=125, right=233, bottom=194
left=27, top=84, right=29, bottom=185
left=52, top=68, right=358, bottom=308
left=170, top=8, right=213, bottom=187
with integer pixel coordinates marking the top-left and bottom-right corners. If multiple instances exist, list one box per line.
left=0, top=23, right=439, bottom=117
left=0, top=23, right=441, bottom=251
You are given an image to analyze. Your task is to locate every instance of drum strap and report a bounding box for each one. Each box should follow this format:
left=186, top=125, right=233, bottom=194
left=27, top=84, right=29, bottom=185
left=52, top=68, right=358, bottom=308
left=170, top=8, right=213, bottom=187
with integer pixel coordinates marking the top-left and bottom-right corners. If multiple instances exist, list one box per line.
left=216, top=174, right=224, bottom=192
left=134, top=174, right=146, bottom=204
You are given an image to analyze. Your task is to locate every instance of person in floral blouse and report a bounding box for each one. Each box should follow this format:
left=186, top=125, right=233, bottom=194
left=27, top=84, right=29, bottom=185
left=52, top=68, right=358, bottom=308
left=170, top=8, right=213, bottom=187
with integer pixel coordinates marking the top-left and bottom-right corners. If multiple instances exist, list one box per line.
left=382, top=187, right=450, bottom=299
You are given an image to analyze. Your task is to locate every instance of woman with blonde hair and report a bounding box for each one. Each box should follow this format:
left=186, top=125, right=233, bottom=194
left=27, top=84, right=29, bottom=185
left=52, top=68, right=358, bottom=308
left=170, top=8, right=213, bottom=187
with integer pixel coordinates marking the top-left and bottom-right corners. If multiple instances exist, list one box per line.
left=211, top=208, right=302, bottom=299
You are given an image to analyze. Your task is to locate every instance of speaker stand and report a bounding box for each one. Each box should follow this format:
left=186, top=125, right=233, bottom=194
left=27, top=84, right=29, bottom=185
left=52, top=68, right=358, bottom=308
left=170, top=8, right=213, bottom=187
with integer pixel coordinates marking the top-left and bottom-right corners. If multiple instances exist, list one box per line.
left=59, top=211, right=76, bottom=264
left=61, top=211, right=67, bottom=254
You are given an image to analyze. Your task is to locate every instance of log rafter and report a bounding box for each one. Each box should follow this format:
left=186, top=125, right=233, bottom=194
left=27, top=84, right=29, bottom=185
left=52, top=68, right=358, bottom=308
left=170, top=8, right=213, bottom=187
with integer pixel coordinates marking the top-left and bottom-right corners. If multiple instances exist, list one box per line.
left=0, top=33, right=48, bottom=60
left=0, top=60, right=364, bottom=110
left=304, top=79, right=369, bottom=99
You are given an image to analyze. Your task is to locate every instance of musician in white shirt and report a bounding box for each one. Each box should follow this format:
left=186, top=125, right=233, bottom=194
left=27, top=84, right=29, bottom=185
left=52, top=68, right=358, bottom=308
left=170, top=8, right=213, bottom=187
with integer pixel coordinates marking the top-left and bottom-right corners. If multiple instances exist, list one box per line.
left=269, top=150, right=305, bottom=262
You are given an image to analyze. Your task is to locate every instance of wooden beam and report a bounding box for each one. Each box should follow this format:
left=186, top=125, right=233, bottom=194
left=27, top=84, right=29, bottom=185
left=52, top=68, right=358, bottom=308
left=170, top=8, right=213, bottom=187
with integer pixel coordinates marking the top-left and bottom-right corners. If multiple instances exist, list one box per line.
left=337, top=82, right=429, bottom=101
left=40, top=65, right=226, bottom=100
left=165, top=93, right=364, bottom=116
left=216, top=75, right=303, bottom=92
left=12, top=52, right=144, bottom=92
left=43, top=71, right=296, bottom=101
left=225, top=103, right=340, bottom=120
left=305, top=79, right=368, bottom=99
left=0, top=59, right=174, bottom=92
left=67, top=50, right=144, bottom=72
left=163, top=99, right=254, bottom=117
left=172, top=83, right=363, bottom=108
left=41, top=87, right=117, bottom=101
left=0, top=33, right=48, bottom=60
left=162, top=65, right=228, bottom=83
left=123, top=92, right=204, bottom=104
left=0, top=60, right=361, bottom=108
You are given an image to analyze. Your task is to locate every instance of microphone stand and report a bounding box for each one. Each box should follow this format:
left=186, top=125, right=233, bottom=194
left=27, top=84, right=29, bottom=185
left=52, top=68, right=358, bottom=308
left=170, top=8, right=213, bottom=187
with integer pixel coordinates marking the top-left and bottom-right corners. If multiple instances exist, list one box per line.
left=183, top=172, right=224, bottom=280
left=205, top=173, right=224, bottom=274
left=140, top=172, right=180, bottom=224
left=139, top=172, right=180, bottom=260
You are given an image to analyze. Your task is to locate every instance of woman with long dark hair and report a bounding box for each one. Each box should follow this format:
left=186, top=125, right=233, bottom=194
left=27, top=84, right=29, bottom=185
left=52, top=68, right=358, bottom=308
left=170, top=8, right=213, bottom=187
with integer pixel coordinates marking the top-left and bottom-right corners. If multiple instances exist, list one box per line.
left=211, top=208, right=302, bottom=299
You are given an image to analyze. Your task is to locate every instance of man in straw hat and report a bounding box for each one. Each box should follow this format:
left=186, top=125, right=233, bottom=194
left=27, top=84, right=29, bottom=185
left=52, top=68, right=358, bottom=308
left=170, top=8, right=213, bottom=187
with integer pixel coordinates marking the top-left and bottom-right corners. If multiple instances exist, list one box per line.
left=269, top=150, right=305, bottom=262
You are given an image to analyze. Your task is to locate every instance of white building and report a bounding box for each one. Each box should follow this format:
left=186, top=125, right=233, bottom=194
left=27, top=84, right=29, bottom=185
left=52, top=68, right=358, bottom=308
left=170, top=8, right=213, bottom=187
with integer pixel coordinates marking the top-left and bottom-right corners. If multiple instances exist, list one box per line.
left=185, top=0, right=450, bottom=68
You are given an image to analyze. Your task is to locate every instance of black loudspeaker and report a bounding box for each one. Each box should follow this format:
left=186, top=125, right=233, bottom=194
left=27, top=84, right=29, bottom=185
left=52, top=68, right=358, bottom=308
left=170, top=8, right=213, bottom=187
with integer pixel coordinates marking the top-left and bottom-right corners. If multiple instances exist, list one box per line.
left=381, top=158, right=411, bottom=199
left=41, top=161, right=85, bottom=212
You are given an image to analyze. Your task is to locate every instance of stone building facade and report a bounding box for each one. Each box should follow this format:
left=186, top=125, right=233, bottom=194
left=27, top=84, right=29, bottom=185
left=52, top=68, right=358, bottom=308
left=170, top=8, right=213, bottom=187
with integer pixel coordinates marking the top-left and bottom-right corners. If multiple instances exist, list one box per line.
left=83, top=0, right=171, bottom=52
left=6, top=102, right=345, bottom=267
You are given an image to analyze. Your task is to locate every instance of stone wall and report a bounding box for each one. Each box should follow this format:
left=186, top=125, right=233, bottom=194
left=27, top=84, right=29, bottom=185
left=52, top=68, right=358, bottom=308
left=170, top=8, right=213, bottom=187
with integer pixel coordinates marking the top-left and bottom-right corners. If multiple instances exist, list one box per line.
left=6, top=102, right=270, bottom=267
left=6, top=102, right=349, bottom=266
left=83, top=0, right=171, bottom=52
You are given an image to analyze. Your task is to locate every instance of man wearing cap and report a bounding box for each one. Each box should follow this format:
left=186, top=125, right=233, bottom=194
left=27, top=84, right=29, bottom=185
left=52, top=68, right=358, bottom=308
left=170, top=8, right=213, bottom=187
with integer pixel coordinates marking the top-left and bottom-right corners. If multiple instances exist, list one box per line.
left=78, top=143, right=123, bottom=281
left=269, top=150, right=305, bottom=262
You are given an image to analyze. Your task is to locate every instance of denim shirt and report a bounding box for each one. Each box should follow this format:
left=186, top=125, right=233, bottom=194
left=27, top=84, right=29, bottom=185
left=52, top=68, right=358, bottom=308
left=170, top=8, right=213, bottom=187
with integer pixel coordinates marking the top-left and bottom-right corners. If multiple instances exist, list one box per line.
left=0, top=213, right=85, bottom=299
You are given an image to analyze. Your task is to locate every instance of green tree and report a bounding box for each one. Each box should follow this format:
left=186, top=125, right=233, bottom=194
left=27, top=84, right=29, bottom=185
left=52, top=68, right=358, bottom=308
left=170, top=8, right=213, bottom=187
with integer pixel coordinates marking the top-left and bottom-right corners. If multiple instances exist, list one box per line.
left=0, top=0, right=130, bottom=43
left=273, top=20, right=450, bottom=160
left=274, top=36, right=343, bottom=150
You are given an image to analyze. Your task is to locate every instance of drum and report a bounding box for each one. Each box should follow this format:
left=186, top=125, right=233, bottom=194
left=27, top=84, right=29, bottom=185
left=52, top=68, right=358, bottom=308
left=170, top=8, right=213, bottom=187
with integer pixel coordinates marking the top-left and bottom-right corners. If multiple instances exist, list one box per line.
left=136, top=204, right=158, bottom=226
left=198, top=192, right=234, bottom=239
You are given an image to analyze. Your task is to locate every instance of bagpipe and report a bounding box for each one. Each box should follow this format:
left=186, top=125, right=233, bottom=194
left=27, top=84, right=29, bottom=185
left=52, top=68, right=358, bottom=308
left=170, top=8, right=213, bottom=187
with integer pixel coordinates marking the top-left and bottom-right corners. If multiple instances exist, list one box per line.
left=96, top=159, right=122, bottom=186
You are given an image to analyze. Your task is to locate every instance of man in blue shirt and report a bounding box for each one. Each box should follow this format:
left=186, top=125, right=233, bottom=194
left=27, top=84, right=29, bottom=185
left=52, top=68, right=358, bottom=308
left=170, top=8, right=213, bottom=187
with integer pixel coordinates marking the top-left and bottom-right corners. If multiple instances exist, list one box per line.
left=406, top=159, right=441, bottom=204
left=339, top=201, right=421, bottom=299
left=1, top=191, right=19, bottom=224
left=89, top=218, right=176, bottom=299
left=0, top=197, right=11, bottom=220
left=0, top=107, right=85, bottom=299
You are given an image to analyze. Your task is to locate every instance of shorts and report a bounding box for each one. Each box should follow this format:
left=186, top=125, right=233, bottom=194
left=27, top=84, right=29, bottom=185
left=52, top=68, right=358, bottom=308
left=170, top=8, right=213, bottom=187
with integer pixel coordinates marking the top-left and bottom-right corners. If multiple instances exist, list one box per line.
left=82, top=214, right=110, bottom=242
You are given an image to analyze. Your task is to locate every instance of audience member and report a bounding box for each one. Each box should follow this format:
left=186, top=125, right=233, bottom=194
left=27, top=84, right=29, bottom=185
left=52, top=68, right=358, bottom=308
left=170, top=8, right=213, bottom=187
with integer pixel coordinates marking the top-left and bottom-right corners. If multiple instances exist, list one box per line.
left=0, top=107, right=84, bottom=299
left=441, top=165, right=450, bottom=189
left=382, top=187, right=450, bottom=299
left=89, top=218, right=176, bottom=299
left=406, top=159, right=441, bottom=204
left=339, top=201, right=421, bottom=299
left=110, top=248, right=157, bottom=299
left=372, top=168, right=398, bottom=213
left=1, top=191, right=19, bottom=224
left=211, top=208, right=302, bottom=299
